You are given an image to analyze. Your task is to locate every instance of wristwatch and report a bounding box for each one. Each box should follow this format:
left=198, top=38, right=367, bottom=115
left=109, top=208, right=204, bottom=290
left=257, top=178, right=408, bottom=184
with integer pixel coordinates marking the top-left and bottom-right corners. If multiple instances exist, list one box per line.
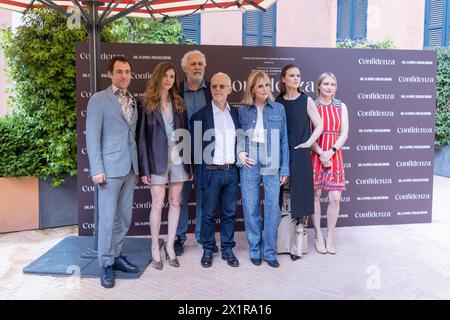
left=331, top=146, right=337, bottom=153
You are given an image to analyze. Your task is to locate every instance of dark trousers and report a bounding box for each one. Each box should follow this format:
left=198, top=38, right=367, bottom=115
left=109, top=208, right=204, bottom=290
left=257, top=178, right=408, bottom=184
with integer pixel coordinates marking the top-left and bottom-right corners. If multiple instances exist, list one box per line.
left=200, top=167, right=238, bottom=252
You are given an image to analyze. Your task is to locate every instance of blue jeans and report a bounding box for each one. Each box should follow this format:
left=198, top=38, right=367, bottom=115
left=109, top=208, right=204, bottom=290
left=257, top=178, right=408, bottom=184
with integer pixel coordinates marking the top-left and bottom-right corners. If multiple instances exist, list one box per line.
left=240, top=163, right=280, bottom=261
left=177, top=181, right=202, bottom=242
left=200, top=168, right=238, bottom=252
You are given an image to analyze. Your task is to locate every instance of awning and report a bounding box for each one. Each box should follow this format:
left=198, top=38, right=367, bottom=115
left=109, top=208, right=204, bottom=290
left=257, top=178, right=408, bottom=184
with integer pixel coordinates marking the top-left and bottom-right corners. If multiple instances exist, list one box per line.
left=0, top=0, right=278, bottom=18
left=0, top=0, right=278, bottom=92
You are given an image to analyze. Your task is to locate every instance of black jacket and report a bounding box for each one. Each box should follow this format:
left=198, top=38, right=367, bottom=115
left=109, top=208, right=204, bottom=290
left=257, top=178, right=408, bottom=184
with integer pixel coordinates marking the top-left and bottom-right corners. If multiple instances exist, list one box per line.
left=137, top=101, right=191, bottom=176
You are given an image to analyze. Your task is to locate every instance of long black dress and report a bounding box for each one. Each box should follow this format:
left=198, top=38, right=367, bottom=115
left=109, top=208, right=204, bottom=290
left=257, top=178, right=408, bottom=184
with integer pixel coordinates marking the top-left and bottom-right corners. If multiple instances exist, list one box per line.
left=276, top=93, right=314, bottom=218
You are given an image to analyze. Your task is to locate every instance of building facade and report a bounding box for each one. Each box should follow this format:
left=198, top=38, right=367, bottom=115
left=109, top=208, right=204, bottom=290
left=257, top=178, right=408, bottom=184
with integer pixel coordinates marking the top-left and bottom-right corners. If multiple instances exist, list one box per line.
left=1, top=0, right=449, bottom=114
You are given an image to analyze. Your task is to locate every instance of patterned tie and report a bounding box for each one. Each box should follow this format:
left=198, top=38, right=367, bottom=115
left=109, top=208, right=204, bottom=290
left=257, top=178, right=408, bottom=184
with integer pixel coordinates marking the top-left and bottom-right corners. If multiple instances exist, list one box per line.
left=116, top=89, right=134, bottom=123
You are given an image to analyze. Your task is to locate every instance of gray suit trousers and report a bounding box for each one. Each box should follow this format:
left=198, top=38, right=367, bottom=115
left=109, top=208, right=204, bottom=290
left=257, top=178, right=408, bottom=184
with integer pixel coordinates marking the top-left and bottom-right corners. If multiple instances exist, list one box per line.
left=98, top=170, right=136, bottom=267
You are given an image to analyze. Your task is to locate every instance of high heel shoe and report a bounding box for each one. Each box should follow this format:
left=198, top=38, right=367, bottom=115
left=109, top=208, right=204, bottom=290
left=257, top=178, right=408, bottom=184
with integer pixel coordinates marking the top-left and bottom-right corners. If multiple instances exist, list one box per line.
left=151, top=247, right=163, bottom=270
left=325, top=237, right=336, bottom=254
left=164, top=243, right=180, bottom=267
left=290, top=254, right=301, bottom=261
left=315, top=234, right=327, bottom=254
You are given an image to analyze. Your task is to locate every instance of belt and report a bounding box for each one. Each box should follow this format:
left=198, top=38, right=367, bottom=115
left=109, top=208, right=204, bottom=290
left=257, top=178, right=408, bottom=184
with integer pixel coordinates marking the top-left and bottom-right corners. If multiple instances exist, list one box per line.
left=206, top=164, right=235, bottom=171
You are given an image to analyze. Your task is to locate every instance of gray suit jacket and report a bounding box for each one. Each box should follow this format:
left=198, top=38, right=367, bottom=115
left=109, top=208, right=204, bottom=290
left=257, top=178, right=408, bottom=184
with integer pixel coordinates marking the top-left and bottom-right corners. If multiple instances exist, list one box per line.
left=86, top=86, right=139, bottom=178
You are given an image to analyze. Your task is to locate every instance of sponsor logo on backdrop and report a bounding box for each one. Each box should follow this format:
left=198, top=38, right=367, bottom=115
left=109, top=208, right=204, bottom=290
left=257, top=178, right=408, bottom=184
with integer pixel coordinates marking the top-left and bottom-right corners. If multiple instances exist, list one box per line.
left=357, top=92, right=395, bottom=100
left=400, top=94, right=432, bottom=99
left=135, top=221, right=151, bottom=226
left=360, top=77, right=392, bottom=82
left=357, top=110, right=394, bottom=117
left=132, top=72, right=152, bottom=80
left=399, top=145, right=431, bottom=150
left=231, top=78, right=314, bottom=94
left=398, top=178, right=429, bottom=183
left=356, top=178, right=392, bottom=185
left=80, top=110, right=87, bottom=118
left=401, top=60, right=433, bottom=65
left=358, top=58, right=396, bottom=65
left=132, top=202, right=152, bottom=209
left=358, top=128, right=391, bottom=133
left=80, top=52, right=128, bottom=60
left=83, top=205, right=94, bottom=210
left=397, top=127, right=433, bottom=134
left=81, top=147, right=87, bottom=155
left=357, top=196, right=389, bottom=200
left=398, top=76, right=434, bottom=83
left=400, top=111, right=432, bottom=116
left=343, top=162, right=352, bottom=168
left=397, top=211, right=428, bottom=215
left=132, top=55, right=171, bottom=60
left=356, top=144, right=393, bottom=151
left=80, top=91, right=92, bottom=98
left=81, top=185, right=94, bottom=192
left=320, top=196, right=350, bottom=203
left=396, top=160, right=432, bottom=167
left=355, top=211, right=391, bottom=218
left=82, top=222, right=95, bottom=229
left=358, top=162, right=390, bottom=167
left=395, top=193, right=431, bottom=200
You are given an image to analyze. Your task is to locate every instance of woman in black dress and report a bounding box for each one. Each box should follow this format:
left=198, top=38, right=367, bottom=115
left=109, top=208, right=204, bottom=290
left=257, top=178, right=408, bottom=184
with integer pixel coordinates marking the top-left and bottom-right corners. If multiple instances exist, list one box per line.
left=276, top=64, right=323, bottom=260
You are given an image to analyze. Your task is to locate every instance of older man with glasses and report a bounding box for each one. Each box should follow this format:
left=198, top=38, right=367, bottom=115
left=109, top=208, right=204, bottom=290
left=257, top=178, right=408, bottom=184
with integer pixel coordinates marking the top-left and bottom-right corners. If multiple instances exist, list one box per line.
left=190, top=72, right=240, bottom=268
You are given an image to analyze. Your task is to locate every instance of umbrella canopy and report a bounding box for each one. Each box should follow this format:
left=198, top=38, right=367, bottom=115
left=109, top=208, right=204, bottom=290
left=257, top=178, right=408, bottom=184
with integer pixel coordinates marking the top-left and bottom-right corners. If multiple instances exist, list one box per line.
left=0, top=0, right=277, bottom=18
left=0, top=0, right=278, bottom=92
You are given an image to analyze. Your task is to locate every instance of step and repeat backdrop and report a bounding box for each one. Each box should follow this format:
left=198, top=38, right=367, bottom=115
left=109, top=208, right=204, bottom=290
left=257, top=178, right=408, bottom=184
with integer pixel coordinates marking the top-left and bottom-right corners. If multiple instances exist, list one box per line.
left=76, top=43, right=436, bottom=236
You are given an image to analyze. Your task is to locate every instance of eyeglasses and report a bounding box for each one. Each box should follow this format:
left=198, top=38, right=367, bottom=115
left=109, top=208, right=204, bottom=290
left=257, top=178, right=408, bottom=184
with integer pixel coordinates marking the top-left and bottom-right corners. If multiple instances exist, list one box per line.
left=211, top=84, right=229, bottom=90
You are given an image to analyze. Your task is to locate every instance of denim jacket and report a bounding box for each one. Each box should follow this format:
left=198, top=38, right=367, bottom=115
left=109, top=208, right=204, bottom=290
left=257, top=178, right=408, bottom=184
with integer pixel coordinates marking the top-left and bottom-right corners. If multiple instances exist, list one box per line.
left=236, top=100, right=289, bottom=176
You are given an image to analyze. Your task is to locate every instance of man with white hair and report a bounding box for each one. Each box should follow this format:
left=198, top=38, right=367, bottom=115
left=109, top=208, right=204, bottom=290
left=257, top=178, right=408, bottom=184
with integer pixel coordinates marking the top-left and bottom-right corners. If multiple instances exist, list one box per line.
left=190, top=72, right=240, bottom=268
left=175, top=50, right=214, bottom=256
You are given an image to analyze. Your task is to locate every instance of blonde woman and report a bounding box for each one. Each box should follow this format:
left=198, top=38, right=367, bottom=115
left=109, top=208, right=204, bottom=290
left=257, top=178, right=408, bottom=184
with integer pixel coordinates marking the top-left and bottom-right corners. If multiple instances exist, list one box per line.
left=311, top=72, right=349, bottom=254
left=137, top=61, right=191, bottom=269
left=237, top=70, right=289, bottom=268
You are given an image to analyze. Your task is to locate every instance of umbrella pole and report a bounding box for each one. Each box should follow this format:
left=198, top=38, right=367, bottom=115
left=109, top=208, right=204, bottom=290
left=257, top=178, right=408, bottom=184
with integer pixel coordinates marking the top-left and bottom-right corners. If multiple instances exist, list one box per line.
left=81, top=0, right=102, bottom=259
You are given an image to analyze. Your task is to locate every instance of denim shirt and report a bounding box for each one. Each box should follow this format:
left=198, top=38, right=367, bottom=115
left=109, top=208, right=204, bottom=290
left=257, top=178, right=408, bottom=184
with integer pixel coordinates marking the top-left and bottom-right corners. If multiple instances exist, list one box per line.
left=236, top=100, right=290, bottom=176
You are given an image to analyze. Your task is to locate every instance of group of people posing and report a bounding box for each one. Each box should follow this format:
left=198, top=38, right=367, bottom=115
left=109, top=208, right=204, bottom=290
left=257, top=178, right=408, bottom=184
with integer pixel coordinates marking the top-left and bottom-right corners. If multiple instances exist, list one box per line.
left=86, top=50, right=349, bottom=289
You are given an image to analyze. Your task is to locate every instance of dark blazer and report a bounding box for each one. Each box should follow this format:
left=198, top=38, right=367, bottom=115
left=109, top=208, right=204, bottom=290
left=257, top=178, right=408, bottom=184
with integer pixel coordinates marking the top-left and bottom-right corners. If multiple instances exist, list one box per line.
left=137, top=100, right=191, bottom=177
left=190, top=102, right=239, bottom=189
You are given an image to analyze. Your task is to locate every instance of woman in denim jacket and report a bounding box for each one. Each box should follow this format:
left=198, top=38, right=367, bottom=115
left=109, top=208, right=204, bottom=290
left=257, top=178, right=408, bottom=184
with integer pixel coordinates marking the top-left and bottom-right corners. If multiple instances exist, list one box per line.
left=237, top=70, right=289, bottom=268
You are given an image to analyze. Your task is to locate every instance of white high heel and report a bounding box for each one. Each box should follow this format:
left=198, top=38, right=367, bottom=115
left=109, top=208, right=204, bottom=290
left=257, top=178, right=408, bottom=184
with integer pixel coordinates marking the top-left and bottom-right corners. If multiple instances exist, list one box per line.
left=315, top=234, right=327, bottom=254
left=325, top=237, right=336, bottom=254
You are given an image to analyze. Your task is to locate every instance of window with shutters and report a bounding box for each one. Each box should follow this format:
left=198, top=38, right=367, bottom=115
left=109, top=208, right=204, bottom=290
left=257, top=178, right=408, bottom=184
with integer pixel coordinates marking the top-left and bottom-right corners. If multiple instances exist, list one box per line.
left=337, top=0, right=368, bottom=41
left=424, top=0, right=450, bottom=47
left=179, top=14, right=201, bottom=44
left=242, top=4, right=277, bottom=46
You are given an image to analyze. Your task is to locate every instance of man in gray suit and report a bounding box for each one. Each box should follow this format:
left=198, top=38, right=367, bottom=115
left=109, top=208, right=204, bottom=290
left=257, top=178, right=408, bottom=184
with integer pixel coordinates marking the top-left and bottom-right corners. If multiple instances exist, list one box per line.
left=86, top=56, right=140, bottom=289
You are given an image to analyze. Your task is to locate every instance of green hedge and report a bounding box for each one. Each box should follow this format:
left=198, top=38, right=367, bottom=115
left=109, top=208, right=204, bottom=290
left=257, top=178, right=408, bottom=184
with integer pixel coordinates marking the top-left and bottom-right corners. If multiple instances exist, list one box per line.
left=336, top=38, right=395, bottom=49
left=0, top=9, right=182, bottom=186
left=435, top=47, right=450, bottom=147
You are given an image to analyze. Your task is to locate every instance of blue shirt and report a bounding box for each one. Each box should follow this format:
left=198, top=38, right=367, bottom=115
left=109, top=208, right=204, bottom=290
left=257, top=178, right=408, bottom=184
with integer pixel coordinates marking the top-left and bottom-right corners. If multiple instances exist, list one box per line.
left=236, top=100, right=290, bottom=176
left=183, top=80, right=208, bottom=121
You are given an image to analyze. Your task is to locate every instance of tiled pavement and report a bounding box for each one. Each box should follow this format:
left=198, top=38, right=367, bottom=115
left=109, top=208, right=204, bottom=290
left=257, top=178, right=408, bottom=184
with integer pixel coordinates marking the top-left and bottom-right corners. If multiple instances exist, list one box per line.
left=0, top=176, right=449, bottom=300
